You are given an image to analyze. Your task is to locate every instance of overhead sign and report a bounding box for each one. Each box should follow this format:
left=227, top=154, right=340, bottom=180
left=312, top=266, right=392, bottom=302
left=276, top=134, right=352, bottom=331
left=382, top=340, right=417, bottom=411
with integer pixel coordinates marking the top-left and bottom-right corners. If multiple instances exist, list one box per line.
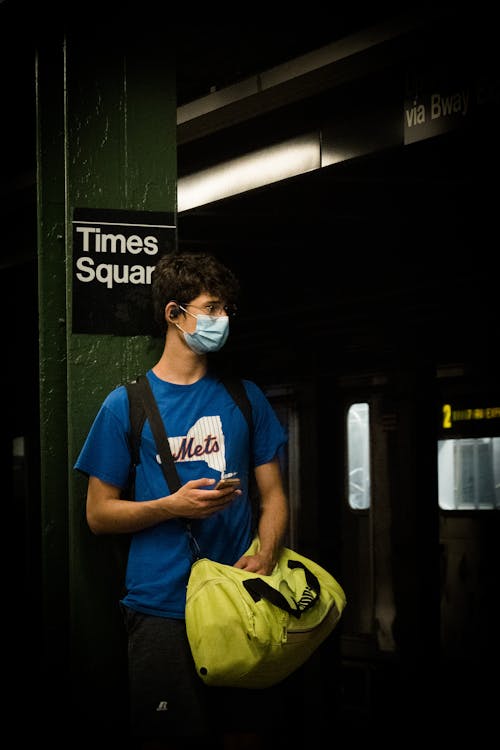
left=72, top=207, right=176, bottom=335
left=442, top=403, right=500, bottom=429
left=439, top=400, right=500, bottom=440
left=404, top=61, right=498, bottom=145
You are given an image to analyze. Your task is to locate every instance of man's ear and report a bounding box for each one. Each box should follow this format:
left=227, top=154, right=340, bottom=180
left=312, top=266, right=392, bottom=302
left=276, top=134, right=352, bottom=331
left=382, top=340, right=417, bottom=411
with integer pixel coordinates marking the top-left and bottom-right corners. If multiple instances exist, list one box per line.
left=165, top=302, right=181, bottom=322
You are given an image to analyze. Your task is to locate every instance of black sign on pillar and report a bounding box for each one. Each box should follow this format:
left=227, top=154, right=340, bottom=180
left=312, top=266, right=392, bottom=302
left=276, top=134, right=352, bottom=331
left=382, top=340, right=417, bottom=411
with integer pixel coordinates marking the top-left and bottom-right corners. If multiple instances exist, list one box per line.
left=72, top=207, right=176, bottom=336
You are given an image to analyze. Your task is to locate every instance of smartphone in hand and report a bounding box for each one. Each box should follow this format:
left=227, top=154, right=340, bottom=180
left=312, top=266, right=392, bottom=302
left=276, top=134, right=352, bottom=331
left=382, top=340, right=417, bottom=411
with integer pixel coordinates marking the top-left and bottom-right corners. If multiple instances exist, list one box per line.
left=215, top=477, right=241, bottom=490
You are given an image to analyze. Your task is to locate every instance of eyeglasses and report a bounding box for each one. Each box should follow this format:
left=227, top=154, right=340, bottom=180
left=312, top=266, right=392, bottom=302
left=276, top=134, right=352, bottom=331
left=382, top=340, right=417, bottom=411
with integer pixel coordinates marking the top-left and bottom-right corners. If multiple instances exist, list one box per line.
left=181, top=302, right=237, bottom=318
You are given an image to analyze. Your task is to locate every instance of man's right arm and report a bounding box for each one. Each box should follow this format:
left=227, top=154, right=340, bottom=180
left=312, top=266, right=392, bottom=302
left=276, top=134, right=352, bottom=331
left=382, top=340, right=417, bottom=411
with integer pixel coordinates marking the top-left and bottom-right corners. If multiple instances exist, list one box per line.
left=86, top=476, right=176, bottom=535
left=86, top=475, right=242, bottom=535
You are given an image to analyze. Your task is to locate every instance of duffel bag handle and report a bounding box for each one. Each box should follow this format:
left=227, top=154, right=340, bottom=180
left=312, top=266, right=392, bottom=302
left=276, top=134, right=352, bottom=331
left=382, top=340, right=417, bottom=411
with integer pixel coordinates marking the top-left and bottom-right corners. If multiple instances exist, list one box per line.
left=242, top=560, right=320, bottom=619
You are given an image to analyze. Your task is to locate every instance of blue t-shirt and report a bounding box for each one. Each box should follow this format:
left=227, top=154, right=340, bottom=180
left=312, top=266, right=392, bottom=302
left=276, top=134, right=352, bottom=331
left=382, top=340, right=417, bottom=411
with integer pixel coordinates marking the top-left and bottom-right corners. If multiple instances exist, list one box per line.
left=74, top=370, right=287, bottom=619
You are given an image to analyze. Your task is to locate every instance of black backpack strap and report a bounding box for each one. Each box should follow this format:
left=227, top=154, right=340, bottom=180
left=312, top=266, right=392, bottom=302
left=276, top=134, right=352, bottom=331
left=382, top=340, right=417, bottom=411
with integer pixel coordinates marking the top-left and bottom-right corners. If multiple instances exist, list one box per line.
left=133, top=374, right=182, bottom=493
left=220, top=376, right=261, bottom=532
left=126, top=375, right=197, bottom=556
left=220, top=376, right=254, bottom=457
left=124, top=379, right=148, bottom=499
left=126, top=379, right=148, bottom=469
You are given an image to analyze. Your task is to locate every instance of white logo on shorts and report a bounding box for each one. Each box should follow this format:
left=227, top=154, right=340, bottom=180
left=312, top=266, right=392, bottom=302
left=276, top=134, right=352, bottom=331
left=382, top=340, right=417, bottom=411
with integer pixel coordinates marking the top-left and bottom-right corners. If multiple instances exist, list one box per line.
left=156, top=701, right=168, bottom=712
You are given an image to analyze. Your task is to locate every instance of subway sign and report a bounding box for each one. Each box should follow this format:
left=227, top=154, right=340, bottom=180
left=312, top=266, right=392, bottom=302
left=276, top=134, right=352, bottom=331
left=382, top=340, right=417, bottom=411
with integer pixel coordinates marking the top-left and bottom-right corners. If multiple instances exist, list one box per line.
left=440, top=401, right=500, bottom=439
left=442, top=404, right=500, bottom=428
left=404, top=60, right=498, bottom=146
left=72, top=207, right=176, bottom=335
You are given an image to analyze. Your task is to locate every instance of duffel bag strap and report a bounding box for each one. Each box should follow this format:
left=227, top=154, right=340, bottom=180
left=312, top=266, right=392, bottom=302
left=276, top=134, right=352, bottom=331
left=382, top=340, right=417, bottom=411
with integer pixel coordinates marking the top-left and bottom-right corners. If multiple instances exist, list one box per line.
left=242, top=560, right=320, bottom=619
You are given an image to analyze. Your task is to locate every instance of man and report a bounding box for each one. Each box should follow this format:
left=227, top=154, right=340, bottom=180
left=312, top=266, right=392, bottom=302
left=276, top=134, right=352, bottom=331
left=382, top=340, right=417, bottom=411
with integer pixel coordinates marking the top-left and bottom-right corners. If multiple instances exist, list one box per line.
left=75, top=251, right=289, bottom=749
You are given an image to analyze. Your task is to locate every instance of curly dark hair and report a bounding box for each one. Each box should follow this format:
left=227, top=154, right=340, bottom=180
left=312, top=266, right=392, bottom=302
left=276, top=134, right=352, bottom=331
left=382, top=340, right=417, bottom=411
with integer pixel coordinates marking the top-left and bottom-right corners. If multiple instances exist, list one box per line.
left=152, top=251, right=240, bottom=334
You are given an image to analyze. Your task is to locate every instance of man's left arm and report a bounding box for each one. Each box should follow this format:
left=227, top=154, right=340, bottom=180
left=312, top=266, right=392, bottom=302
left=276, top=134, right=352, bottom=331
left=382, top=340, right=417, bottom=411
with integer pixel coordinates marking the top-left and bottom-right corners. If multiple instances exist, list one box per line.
left=234, top=457, right=289, bottom=575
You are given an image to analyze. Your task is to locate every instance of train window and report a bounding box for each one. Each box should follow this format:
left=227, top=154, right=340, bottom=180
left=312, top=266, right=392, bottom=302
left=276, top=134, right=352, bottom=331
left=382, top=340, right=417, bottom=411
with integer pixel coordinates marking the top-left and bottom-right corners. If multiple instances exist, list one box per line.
left=347, top=402, right=371, bottom=510
left=438, top=437, right=500, bottom=510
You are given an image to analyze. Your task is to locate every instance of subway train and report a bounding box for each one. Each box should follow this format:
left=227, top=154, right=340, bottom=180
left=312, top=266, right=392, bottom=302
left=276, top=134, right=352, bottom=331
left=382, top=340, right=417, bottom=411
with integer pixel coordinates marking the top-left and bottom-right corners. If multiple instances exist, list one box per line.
left=3, top=9, right=499, bottom=745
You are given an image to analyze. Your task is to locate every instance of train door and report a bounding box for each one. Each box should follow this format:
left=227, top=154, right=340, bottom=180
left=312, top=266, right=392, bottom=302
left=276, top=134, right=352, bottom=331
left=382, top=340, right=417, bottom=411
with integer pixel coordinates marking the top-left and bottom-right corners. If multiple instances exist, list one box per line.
left=333, top=365, right=499, bottom=732
left=335, top=366, right=442, bottom=732
left=436, top=375, right=500, bottom=721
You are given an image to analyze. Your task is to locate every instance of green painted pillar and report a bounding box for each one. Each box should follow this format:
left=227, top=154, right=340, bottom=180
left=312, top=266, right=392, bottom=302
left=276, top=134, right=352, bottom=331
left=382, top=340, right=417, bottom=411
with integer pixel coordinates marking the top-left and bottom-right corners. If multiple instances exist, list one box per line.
left=36, top=25, right=176, bottom=738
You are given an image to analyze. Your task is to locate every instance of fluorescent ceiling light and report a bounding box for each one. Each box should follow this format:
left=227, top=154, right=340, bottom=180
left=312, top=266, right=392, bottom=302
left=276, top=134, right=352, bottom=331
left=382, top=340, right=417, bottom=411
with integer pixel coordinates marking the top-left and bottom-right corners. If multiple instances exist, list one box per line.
left=178, top=133, right=320, bottom=212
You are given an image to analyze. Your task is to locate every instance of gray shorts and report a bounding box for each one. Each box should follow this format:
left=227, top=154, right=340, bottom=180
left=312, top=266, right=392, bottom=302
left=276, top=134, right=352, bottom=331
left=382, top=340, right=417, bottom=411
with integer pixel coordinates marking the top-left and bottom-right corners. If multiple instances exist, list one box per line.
left=121, top=605, right=285, bottom=744
left=122, top=606, right=210, bottom=741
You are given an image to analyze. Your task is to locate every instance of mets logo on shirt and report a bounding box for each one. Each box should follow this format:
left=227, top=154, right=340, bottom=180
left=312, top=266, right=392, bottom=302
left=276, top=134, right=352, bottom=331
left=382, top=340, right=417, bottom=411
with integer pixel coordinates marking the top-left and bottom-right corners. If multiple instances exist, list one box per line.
left=155, top=416, right=227, bottom=473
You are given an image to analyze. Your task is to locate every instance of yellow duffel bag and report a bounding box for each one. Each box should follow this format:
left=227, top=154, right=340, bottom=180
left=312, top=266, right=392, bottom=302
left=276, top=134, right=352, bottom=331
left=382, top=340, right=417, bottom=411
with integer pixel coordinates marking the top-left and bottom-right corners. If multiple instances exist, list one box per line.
left=185, top=536, right=347, bottom=688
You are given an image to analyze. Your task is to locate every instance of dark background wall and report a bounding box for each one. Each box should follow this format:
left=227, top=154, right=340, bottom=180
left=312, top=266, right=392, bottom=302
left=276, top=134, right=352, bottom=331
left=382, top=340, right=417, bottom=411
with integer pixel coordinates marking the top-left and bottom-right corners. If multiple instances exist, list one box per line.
left=1, top=5, right=498, bottom=742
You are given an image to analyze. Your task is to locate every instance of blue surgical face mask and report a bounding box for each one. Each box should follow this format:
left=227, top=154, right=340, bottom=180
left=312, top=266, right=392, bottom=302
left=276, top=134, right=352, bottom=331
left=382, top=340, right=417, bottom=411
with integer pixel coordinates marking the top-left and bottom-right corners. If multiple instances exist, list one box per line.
left=176, top=306, right=230, bottom=354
